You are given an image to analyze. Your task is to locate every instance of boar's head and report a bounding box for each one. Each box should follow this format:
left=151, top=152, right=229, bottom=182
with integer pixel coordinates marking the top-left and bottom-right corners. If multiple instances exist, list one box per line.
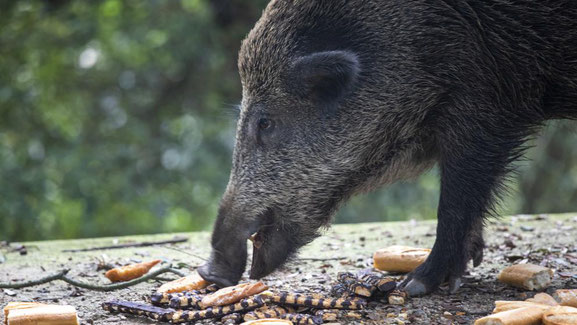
left=198, top=1, right=438, bottom=287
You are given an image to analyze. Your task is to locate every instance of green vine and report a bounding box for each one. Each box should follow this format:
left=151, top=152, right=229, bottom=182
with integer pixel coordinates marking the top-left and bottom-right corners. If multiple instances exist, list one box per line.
left=0, top=267, right=186, bottom=292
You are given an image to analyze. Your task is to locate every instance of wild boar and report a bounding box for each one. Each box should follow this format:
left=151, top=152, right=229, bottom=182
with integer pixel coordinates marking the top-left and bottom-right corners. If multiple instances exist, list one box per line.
left=198, top=0, right=577, bottom=296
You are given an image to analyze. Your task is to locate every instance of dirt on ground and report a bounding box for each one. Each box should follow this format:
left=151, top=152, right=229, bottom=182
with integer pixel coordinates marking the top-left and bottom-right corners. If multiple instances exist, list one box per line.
left=1, top=213, right=577, bottom=324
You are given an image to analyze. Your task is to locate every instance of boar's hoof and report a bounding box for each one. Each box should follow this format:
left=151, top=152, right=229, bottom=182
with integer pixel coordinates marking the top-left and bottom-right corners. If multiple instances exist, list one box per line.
left=400, top=278, right=427, bottom=296
left=448, top=276, right=462, bottom=294
left=400, top=274, right=463, bottom=296
left=197, top=263, right=238, bottom=288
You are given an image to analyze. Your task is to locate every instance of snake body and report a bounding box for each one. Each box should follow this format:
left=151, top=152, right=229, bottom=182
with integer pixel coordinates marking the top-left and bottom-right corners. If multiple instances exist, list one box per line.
left=243, top=305, right=292, bottom=321
left=278, top=313, right=323, bottom=325
left=221, top=313, right=243, bottom=324
left=337, top=272, right=377, bottom=297
left=271, top=292, right=367, bottom=309
left=360, top=273, right=397, bottom=294
left=334, top=272, right=397, bottom=298
left=168, top=292, right=203, bottom=309
left=102, top=300, right=175, bottom=322
left=171, top=295, right=267, bottom=323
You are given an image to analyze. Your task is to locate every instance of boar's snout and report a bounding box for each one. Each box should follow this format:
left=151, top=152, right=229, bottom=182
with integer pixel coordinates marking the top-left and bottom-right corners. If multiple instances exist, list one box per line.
left=198, top=202, right=257, bottom=287
left=198, top=250, right=244, bottom=288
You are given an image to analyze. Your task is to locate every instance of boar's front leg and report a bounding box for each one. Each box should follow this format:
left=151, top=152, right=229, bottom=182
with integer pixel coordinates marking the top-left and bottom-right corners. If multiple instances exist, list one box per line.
left=401, top=121, right=524, bottom=296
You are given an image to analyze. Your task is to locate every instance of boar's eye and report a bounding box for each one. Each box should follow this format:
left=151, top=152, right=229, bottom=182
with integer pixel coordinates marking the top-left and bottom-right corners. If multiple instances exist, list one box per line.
left=258, top=118, right=274, bottom=132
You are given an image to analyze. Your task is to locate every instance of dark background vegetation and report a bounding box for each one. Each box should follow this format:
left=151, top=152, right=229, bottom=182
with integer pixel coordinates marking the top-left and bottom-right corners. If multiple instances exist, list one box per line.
left=1, top=0, right=576, bottom=241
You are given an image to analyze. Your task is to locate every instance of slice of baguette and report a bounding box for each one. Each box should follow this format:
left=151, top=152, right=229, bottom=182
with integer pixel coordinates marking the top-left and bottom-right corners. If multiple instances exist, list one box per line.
left=552, top=289, right=577, bottom=308
left=542, top=305, right=577, bottom=325
left=6, top=304, right=79, bottom=325
left=493, top=300, right=550, bottom=313
left=526, top=293, right=559, bottom=306
left=201, top=281, right=268, bottom=308
left=497, top=264, right=553, bottom=290
left=474, top=307, right=544, bottom=325
left=4, top=302, right=48, bottom=324
left=373, top=246, right=431, bottom=273
left=157, top=271, right=209, bottom=293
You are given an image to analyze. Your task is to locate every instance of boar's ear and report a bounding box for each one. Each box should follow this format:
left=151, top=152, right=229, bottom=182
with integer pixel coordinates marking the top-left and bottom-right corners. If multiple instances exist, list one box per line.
left=288, top=50, right=360, bottom=106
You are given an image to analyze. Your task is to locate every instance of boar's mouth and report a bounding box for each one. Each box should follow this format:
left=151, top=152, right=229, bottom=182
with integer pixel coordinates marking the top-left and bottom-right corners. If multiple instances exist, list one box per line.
left=248, top=217, right=300, bottom=280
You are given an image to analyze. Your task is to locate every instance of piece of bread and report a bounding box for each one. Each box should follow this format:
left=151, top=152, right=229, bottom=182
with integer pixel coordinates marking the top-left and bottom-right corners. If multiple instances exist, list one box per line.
left=493, top=301, right=550, bottom=313
left=542, top=305, right=577, bottom=325
left=241, top=319, right=293, bottom=325
left=105, top=259, right=161, bottom=282
left=553, top=289, right=577, bottom=308
left=497, top=264, right=553, bottom=290
left=201, top=281, right=268, bottom=308
left=526, top=293, right=559, bottom=306
left=6, top=304, right=79, bottom=325
left=157, top=271, right=209, bottom=293
left=373, top=246, right=431, bottom=273
left=474, top=307, right=544, bottom=325
left=3, top=302, right=48, bottom=324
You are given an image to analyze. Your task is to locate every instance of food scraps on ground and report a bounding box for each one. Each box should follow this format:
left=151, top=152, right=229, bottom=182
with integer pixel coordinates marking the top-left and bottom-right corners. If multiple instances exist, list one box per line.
left=553, top=289, right=577, bottom=308
left=476, top=288, right=577, bottom=324
left=105, top=259, right=161, bottom=282
left=526, top=293, right=559, bottom=306
left=497, top=263, right=554, bottom=291
left=3, top=302, right=47, bottom=324
left=3, top=303, right=79, bottom=325
left=372, top=245, right=431, bottom=272
left=201, top=281, right=269, bottom=308
left=103, top=268, right=406, bottom=324
left=474, top=306, right=544, bottom=325
left=542, top=305, right=577, bottom=325
left=157, top=270, right=209, bottom=294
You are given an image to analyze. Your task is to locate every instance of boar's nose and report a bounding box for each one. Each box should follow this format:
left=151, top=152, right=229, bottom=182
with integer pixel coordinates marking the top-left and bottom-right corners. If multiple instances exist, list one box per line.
left=198, top=249, right=245, bottom=288
left=198, top=201, right=257, bottom=287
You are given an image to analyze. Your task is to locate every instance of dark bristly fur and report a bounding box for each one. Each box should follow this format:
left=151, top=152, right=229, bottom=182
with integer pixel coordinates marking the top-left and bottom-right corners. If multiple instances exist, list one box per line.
left=198, top=0, right=577, bottom=295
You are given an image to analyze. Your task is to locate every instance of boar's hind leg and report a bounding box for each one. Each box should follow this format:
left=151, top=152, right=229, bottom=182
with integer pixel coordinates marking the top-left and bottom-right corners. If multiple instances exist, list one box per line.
left=401, top=124, right=525, bottom=296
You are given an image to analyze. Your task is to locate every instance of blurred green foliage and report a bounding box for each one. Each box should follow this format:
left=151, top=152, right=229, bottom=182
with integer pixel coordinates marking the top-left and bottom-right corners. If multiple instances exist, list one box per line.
left=1, top=1, right=576, bottom=241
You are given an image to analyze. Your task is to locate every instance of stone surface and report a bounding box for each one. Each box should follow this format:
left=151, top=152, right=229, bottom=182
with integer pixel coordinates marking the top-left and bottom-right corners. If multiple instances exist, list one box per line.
left=1, top=213, right=577, bottom=324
